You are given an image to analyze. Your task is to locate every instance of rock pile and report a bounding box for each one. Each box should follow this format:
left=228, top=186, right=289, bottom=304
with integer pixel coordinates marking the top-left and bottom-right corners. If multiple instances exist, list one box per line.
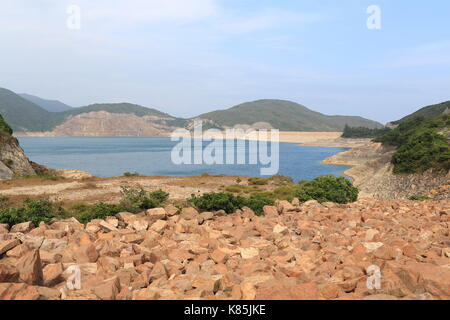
left=0, top=198, right=449, bottom=300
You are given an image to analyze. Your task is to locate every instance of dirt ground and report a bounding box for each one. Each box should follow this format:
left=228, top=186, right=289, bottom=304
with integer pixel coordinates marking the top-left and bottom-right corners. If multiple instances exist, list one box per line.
left=0, top=175, right=271, bottom=207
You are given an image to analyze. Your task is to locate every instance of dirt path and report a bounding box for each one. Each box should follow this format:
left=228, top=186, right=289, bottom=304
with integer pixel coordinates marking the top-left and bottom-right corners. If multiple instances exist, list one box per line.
left=0, top=175, right=255, bottom=205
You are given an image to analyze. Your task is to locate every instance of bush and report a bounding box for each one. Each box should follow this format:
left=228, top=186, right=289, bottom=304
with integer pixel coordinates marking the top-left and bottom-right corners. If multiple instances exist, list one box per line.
left=189, top=192, right=274, bottom=215
left=391, top=129, right=450, bottom=174
left=68, top=202, right=124, bottom=224
left=376, top=115, right=450, bottom=174
left=244, top=193, right=275, bottom=216
left=409, top=196, right=430, bottom=201
left=269, top=175, right=294, bottom=186
left=272, top=185, right=298, bottom=201
left=294, top=175, right=358, bottom=204
left=119, top=186, right=169, bottom=213
left=341, top=125, right=390, bottom=138
left=0, top=199, right=66, bottom=226
left=248, top=177, right=269, bottom=185
left=123, top=172, right=140, bottom=177
left=189, top=192, right=246, bottom=214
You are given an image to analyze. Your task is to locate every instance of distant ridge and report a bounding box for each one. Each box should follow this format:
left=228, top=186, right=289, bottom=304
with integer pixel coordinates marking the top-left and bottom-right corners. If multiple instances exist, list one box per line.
left=0, top=87, right=383, bottom=135
left=198, top=99, right=383, bottom=131
left=19, top=93, right=73, bottom=112
left=392, top=100, right=450, bottom=125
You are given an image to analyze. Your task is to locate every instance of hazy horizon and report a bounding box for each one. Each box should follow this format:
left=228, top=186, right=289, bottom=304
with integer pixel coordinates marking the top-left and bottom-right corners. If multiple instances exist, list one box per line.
left=1, top=0, right=449, bottom=123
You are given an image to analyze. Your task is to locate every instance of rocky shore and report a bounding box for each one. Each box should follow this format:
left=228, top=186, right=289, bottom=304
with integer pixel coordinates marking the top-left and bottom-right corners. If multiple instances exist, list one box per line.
left=1, top=198, right=449, bottom=300
left=323, top=142, right=450, bottom=200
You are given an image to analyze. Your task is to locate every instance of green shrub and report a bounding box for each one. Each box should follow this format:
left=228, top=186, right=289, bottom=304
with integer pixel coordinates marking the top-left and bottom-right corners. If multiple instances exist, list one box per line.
left=295, top=175, right=358, bottom=204
left=341, top=125, right=390, bottom=138
left=189, top=192, right=246, bottom=214
left=391, top=129, right=450, bottom=174
left=225, top=185, right=244, bottom=193
left=409, top=196, right=430, bottom=201
left=248, top=177, right=269, bottom=185
left=272, top=185, right=298, bottom=201
left=68, top=202, right=124, bottom=224
left=189, top=192, right=274, bottom=215
left=376, top=115, right=450, bottom=174
left=0, top=115, right=13, bottom=136
left=123, top=172, right=140, bottom=177
left=119, top=186, right=169, bottom=213
left=0, top=199, right=66, bottom=226
left=268, top=175, right=294, bottom=186
left=244, top=193, right=275, bottom=216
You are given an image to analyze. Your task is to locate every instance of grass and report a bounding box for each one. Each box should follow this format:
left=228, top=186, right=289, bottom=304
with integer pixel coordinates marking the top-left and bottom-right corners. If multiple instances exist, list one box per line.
left=375, top=114, right=450, bottom=174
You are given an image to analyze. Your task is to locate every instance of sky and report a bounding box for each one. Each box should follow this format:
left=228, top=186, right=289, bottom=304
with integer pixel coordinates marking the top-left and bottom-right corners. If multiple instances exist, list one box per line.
left=0, top=0, right=449, bottom=124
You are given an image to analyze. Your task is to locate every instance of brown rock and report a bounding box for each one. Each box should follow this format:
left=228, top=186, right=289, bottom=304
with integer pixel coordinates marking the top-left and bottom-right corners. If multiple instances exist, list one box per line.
left=263, top=206, right=278, bottom=217
left=0, top=263, right=19, bottom=282
left=74, top=244, right=99, bottom=263
left=43, top=263, right=64, bottom=287
left=16, top=249, right=43, bottom=285
left=0, top=239, right=21, bottom=255
left=93, top=276, right=121, bottom=300
left=11, top=222, right=34, bottom=233
left=256, top=283, right=319, bottom=300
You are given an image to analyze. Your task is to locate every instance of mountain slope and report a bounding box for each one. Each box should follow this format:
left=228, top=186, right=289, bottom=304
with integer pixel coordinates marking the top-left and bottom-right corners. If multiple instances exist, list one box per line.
left=19, top=93, right=73, bottom=112
left=0, top=115, right=35, bottom=179
left=197, top=99, right=383, bottom=131
left=0, top=88, right=58, bottom=132
left=392, top=100, right=450, bottom=125
left=60, top=103, right=173, bottom=118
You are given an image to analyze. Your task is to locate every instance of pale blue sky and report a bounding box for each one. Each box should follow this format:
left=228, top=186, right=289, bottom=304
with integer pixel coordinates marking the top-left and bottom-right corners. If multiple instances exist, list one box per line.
left=1, top=0, right=449, bottom=123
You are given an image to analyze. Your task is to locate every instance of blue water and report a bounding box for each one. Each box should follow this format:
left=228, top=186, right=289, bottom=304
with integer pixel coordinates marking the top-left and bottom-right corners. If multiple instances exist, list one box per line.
left=18, top=137, right=349, bottom=183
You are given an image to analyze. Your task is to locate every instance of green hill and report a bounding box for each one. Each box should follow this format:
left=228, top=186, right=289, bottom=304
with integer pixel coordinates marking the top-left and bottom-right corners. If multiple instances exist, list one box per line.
left=0, top=114, right=13, bottom=136
left=198, top=99, right=383, bottom=131
left=19, top=93, right=73, bottom=112
left=60, top=103, right=172, bottom=118
left=393, top=100, right=450, bottom=125
left=0, top=88, right=58, bottom=132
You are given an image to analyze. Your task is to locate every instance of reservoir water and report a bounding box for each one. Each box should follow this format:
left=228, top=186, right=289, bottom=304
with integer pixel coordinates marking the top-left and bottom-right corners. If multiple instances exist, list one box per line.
left=18, top=137, right=349, bottom=182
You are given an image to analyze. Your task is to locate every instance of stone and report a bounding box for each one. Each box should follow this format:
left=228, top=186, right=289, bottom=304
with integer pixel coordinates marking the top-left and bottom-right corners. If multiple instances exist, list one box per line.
left=240, top=247, right=259, bottom=260
left=99, top=221, right=118, bottom=232
left=150, top=220, right=168, bottom=233
left=262, top=206, right=278, bottom=217
left=363, top=242, right=384, bottom=253
left=277, top=200, right=295, bottom=213
left=93, top=276, right=121, bottom=300
left=43, top=263, right=64, bottom=287
left=164, top=205, right=180, bottom=217
left=74, top=244, right=99, bottom=263
left=130, top=219, right=149, bottom=232
left=146, top=208, right=167, bottom=220
left=273, top=224, right=288, bottom=235
left=0, top=239, right=21, bottom=255
left=210, top=249, right=228, bottom=264
left=256, top=283, right=319, bottom=300
left=15, top=250, right=43, bottom=285
left=181, top=207, right=198, bottom=220
left=0, top=263, right=19, bottom=282
left=10, top=222, right=34, bottom=233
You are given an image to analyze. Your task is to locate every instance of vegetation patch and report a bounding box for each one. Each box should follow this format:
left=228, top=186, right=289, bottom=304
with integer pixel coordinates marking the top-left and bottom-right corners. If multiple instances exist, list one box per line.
left=189, top=192, right=274, bottom=216
left=0, top=199, right=66, bottom=226
left=341, top=125, right=390, bottom=138
left=294, top=175, right=359, bottom=204
left=375, top=115, right=450, bottom=174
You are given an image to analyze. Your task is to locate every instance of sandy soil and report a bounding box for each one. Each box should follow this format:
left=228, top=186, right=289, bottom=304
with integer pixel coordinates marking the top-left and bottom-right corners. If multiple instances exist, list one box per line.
left=0, top=175, right=275, bottom=206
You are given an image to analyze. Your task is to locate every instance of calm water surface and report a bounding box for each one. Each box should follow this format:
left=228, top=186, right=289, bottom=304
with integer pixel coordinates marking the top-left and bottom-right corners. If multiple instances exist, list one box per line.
left=18, top=137, right=349, bottom=182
